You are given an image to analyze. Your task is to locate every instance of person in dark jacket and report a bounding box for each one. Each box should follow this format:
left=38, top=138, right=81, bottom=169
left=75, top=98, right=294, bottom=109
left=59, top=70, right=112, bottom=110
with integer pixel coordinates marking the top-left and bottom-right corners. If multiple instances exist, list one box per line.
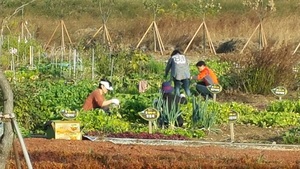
left=158, top=81, right=187, bottom=127
left=165, top=49, right=191, bottom=96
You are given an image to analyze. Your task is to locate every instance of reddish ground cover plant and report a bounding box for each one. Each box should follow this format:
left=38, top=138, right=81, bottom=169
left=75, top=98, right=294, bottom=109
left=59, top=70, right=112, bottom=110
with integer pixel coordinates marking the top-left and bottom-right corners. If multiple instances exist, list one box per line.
left=6, top=138, right=300, bottom=169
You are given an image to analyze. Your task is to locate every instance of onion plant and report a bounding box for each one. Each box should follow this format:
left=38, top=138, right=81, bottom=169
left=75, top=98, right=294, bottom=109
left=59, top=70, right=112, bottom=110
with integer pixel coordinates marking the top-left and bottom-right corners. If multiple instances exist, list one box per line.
left=192, top=96, right=217, bottom=131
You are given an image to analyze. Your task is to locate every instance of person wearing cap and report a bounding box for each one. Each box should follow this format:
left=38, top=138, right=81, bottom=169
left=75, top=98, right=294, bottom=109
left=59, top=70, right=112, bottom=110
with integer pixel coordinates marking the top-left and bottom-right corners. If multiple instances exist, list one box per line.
left=190, top=61, right=219, bottom=99
left=82, top=79, right=120, bottom=113
left=157, top=81, right=187, bottom=127
left=164, top=49, right=191, bottom=96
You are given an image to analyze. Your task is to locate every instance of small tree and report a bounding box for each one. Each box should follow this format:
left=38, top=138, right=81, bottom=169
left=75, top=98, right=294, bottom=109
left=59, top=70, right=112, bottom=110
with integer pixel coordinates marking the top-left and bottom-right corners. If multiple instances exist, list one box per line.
left=0, top=69, right=14, bottom=169
left=241, top=0, right=276, bottom=53
left=136, top=0, right=166, bottom=55
left=185, top=0, right=222, bottom=54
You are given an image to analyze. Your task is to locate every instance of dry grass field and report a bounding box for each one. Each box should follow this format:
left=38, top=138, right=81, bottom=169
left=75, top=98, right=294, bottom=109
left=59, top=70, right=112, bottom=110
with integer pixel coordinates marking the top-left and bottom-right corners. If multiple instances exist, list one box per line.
left=1, top=1, right=300, bottom=57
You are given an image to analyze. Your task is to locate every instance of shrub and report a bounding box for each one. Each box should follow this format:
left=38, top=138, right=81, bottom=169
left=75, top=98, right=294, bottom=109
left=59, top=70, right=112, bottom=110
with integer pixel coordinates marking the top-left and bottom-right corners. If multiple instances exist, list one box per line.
left=234, top=46, right=299, bottom=94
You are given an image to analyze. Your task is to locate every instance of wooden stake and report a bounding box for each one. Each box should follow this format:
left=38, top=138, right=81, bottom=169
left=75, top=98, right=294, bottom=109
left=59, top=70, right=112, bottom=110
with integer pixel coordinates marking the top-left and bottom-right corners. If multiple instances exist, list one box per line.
left=45, top=20, right=73, bottom=50
left=153, top=22, right=164, bottom=55
left=136, top=21, right=154, bottom=48
left=204, top=22, right=216, bottom=55
left=62, top=20, right=73, bottom=46
left=45, top=23, right=60, bottom=49
left=136, top=21, right=165, bottom=55
left=148, top=121, right=152, bottom=134
left=86, top=26, right=103, bottom=46
left=184, top=21, right=216, bottom=55
left=85, top=24, right=113, bottom=50
left=293, top=42, right=300, bottom=55
left=230, top=122, right=234, bottom=143
left=240, top=22, right=267, bottom=54
left=184, top=22, right=204, bottom=54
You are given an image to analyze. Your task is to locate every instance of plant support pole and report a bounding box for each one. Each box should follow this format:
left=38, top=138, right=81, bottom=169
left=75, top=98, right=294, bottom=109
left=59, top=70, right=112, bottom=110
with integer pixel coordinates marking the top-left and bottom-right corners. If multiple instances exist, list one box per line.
left=92, top=48, right=95, bottom=80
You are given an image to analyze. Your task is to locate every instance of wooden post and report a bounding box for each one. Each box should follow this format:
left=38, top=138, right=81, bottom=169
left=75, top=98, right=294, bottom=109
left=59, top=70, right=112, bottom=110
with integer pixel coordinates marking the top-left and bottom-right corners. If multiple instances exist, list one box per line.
left=213, top=93, right=216, bottom=102
left=230, top=122, right=234, bottom=143
left=148, top=121, right=152, bottom=134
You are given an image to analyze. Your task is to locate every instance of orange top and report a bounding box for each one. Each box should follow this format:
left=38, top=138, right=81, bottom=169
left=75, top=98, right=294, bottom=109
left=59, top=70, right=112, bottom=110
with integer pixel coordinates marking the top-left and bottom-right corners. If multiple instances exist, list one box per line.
left=197, top=67, right=219, bottom=86
left=82, top=89, right=105, bottom=111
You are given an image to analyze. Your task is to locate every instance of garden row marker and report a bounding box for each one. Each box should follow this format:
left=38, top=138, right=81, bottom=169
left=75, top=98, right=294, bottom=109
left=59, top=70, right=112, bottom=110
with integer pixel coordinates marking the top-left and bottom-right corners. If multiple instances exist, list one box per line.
left=271, top=86, right=287, bottom=101
left=184, top=20, right=216, bottom=55
left=0, top=113, right=33, bottom=169
left=228, top=111, right=238, bottom=143
left=207, top=84, right=222, bottom=102
left=138, top=108, right=160, bottom=134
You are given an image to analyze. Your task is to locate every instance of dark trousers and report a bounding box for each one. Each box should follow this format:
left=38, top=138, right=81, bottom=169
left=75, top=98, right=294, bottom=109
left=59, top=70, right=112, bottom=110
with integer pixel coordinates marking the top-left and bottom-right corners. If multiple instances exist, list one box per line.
left=196, top=82, right=213, bottom=98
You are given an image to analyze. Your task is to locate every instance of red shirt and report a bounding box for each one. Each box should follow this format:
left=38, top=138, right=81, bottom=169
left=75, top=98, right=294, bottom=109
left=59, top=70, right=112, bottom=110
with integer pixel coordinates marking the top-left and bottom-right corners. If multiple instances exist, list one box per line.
left=82, top=89, right=105, bottom=111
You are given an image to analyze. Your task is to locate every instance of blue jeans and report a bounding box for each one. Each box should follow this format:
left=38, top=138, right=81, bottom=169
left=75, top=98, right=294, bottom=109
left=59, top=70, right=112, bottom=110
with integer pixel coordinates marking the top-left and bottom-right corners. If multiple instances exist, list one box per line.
left=173, top=78, right=191, bottom=96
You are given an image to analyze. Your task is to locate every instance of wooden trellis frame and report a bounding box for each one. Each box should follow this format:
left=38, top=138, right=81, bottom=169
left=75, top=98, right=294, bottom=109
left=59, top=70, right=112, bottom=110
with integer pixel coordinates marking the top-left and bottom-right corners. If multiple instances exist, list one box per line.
left=136, top=20, right=165, bottom=55
left=85, top=23, right=112, bottom=50
left=240, top=22, right=267, bottom=54
left=45, top=20, right=73, bottom=50
left=184, top=20, right=216, bottom=55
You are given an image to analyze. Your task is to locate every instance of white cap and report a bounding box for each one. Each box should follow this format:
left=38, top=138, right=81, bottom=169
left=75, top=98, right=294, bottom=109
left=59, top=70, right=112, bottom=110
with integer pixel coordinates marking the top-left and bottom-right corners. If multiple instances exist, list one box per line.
left=100, top=81, right=113, bottom=90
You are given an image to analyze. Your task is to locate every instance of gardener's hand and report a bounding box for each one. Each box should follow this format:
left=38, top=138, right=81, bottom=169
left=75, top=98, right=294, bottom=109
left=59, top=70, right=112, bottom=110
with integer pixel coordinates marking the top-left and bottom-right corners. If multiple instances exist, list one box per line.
left=111, top=98, right=120, bottom=105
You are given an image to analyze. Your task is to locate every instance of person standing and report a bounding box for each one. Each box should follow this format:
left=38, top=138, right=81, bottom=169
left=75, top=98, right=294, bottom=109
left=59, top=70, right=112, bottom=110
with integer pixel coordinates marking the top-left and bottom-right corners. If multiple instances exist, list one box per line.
left=165, top=49, right=191, bottom=96
left=82, top=79, right=120, bottom=114
left=190, top=61, right=219, bottom=98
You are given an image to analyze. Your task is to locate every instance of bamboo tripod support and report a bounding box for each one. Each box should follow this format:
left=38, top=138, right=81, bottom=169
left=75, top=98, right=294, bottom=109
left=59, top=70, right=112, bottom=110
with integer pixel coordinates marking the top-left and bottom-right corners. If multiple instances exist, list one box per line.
left=184, top=21, right=216, bottom=55
left=240, top=22, right=267, bottom=54
left=136, top=21, right=165, bottom=55
left=45, top=20, right=73, bottom=50
left=85, top=24, right=112, bottom=50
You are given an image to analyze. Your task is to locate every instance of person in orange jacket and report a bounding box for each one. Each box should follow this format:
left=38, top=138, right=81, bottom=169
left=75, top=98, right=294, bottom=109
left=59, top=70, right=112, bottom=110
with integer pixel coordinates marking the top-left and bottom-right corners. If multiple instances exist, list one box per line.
left=190, top=61, right=219, bottom=98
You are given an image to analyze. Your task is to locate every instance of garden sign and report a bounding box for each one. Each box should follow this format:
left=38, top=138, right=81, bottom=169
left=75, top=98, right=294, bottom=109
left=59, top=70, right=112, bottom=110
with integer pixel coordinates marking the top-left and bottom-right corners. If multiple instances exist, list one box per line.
left=207, top=84, right=222, bottom=102
left=271, top=86, right=287, bottom=100
left=138, top=108, right=160, bottom=134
